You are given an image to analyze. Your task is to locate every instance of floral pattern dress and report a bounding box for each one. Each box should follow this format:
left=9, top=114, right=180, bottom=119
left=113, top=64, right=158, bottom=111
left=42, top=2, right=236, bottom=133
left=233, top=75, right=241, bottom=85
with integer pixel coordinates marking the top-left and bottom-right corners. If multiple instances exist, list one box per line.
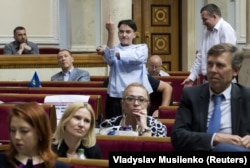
left=100, top=115, right=167, bottom=137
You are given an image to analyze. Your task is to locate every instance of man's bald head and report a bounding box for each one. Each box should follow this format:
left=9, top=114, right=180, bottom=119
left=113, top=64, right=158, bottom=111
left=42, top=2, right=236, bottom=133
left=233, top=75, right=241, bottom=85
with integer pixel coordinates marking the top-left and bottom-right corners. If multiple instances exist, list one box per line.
left=148, top=55, right=163, bottom=76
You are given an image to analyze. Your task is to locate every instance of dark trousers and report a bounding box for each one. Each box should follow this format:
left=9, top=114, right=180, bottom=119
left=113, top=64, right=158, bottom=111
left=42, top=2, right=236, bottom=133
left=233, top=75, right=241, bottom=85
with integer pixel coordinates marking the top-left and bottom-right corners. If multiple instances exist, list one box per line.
left=105, top=94, right=122, bottom=119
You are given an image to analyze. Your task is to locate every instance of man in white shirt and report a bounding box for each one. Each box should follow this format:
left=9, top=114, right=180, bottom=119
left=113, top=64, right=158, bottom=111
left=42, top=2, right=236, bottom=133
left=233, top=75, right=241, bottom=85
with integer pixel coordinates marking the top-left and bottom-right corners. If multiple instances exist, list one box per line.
left=182, top=3, right=236, bottom=87
left=147, top=55, right=170, bottom=76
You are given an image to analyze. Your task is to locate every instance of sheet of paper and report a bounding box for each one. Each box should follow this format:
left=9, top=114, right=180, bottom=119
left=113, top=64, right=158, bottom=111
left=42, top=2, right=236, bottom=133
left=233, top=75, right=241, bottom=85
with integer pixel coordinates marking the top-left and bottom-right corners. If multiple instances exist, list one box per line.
left=44, top=95, right=90, bottom=124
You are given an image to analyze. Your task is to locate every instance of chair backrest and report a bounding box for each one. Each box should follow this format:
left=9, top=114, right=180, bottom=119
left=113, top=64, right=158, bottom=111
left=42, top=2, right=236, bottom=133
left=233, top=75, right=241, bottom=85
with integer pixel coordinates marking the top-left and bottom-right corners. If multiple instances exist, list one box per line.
left=0, top=93, right=102, bottom=120
left=39, top=47, right=60, bottom=54
left=158, top=118, right=175, bottom=137
left=168, top=71, right=190, bottom=76
left=96, top=135, right=174, bottom=159
left=0, top=103, right=56, bottom=141
left=155, top=76, right=195, bottom=104
left=58, top=158, right=109, bottom=168
left=158, top=106, right=178, bottom=119
left=0, top=144, right=9, bottom=152
left=0, top=48, right=3, bottom=55
left=90, top=76, right=108, bottom=82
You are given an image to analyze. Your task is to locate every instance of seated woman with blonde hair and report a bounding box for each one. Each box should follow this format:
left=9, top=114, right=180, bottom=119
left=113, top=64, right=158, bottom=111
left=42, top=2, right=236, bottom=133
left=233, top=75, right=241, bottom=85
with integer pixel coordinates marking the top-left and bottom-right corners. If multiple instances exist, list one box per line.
left=52, top=102, right=101, bottom=159
left=0, top=102, right=70, bottom=168
left=100, top=82, right=167, bottom=137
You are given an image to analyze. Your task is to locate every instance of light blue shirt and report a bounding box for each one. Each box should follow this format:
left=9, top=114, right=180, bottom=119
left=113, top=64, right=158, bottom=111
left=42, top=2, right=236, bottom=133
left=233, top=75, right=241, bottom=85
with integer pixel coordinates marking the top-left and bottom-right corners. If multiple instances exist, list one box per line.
left=103, top=44, right=153, bottom=98
left=63, top=68, right=73, bottom=81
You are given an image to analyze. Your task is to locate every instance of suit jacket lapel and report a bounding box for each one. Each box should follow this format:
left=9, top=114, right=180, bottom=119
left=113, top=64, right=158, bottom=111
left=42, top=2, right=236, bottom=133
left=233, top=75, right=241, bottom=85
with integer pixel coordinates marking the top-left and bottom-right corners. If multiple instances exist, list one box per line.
left=58, top=72, right=64, bottom=81
left=199, top=84, right=210, bottom=132
left=231, top=84, right=242, bottom=134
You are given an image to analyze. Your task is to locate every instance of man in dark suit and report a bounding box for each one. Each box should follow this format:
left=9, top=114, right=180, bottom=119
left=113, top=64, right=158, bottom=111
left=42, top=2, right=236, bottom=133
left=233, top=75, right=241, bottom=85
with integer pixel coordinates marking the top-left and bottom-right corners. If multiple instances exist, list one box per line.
left=51, top=49, right=90, bottom=81
left=171, top=43, right=250, bottom=151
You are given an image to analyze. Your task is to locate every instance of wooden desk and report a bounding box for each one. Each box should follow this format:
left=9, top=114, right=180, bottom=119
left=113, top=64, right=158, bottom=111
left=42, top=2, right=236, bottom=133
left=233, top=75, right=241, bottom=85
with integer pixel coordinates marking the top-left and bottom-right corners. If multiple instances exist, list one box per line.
left=0, top=54, right=106, bottom=69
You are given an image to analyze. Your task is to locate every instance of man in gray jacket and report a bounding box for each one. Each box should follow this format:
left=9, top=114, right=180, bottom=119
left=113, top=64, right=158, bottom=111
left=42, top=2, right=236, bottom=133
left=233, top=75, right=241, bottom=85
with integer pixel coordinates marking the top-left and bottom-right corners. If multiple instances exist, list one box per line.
left=4, top=26, right=39, bottom=55
left=51, top=49, right=90, bottom=81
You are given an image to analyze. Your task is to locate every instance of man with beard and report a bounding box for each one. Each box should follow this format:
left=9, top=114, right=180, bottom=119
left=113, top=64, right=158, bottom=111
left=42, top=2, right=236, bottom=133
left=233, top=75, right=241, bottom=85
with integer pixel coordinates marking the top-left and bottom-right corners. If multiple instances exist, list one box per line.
left=4, top=26, right=39, bottom=55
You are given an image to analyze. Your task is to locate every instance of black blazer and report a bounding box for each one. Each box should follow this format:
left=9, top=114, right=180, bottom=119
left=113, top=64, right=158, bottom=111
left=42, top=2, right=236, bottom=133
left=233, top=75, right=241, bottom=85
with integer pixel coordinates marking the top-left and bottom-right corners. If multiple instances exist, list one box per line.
left=171, top=83, right=250, bottom=151
left=52, top=140, right=102, bottom=159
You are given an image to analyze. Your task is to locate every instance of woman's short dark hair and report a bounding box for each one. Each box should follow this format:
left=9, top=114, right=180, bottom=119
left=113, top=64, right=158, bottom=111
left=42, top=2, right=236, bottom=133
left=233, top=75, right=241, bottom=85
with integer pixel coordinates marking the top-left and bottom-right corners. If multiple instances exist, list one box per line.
left=118, top=19, right=137, bottom=32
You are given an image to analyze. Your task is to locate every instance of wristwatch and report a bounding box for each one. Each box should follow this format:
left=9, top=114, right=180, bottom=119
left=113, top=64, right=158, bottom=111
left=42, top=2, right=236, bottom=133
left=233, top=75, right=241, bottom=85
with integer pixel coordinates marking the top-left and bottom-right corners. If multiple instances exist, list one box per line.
left=139, top=127, right=151, bottom=136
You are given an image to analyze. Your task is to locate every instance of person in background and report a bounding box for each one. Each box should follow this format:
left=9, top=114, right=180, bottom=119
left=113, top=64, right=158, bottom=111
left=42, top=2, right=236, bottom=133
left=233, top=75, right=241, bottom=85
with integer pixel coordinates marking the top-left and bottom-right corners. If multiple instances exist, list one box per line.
left=147, top=55, right=170, bottom=76
left=100, top=82, right=167, bottom=137
left=51, top=49, right=90, bottom=81
left=172, top=43, right=250, bottom=152
left=4, top=26, right=40, bottom=55
left=97, top=18, right=172, bottom=118
left=52, top=102, right=102, bottom=159
left=182, top=3, right=236, bottom=87
left=101, top=75, right=172, bottom=118
left=0, top=102, right=69, bottom=168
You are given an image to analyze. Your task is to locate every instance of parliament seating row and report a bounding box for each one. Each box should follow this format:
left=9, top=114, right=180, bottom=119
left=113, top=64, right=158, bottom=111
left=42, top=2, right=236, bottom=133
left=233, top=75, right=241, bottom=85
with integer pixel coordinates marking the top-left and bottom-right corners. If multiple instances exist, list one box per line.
left=158, top=119, right=175, bottom=137
left=0, top=144, right=108, bottom=168
left=90, top=75, right=199, bottom=104
left=0, top=103, right=175, bottom=141
left=0, top=81, right=104, bottom=88
left=58, top=158, right=109, bottom=168
left=158, top=106, right=178, bottom=119
left=0, top=89, right=179, bottom=121
left=0, top=93, right=102, bottom=120
left=0, top=87, right=163, bottom=119
left=0, top=47, right=60, bottom=55
left=0, top=75, right=197, bottom=106
left=0, top=76, right=188, bottom=105
left=0, top=103, right=56, bottom=141
left=0, top=87, right=108, bottom=118
left=0, top=136, right=173, bottom=167
left=96, top=135, right=174, bottom=159
left=89, top=72, right=194, bottom=81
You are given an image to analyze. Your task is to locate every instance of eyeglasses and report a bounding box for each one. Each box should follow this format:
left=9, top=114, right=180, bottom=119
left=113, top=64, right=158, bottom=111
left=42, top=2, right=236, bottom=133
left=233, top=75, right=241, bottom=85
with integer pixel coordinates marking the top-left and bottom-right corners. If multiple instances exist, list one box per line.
left=123, top=96, right=149, bottom=104
left=149, top=65, right=162, bottom=70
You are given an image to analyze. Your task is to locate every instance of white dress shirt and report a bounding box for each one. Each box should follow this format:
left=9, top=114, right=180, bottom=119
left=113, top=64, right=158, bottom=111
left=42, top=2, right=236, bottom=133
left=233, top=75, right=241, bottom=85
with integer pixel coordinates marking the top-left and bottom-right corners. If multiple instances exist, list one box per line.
left=188, top=18, right=236, bottom=81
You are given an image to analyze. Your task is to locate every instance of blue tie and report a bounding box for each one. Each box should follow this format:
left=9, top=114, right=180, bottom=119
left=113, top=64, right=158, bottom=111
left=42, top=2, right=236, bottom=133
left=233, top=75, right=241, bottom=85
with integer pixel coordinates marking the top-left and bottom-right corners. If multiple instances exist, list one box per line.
left=207, top=95, right=222, bottom=133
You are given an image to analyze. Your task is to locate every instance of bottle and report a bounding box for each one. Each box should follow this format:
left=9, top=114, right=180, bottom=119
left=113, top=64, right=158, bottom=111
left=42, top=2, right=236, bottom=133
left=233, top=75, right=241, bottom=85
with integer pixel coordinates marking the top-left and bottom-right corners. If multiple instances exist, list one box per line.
left=77, top=148, right=86, bottom=159
left=126, top=125, right=132, bottom=131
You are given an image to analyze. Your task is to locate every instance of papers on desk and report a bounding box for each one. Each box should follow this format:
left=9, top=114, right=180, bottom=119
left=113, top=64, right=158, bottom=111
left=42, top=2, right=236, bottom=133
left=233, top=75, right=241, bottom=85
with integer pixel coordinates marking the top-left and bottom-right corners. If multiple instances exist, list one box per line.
left=44, top=95, right=90, bottom=124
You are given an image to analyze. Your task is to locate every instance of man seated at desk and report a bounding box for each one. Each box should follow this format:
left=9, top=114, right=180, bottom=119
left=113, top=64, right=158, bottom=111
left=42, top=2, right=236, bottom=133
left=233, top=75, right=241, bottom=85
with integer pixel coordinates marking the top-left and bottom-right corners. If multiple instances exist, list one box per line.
left=4, top=26, right=39, bottom=55
left=51, top=49, right=90, bottom=81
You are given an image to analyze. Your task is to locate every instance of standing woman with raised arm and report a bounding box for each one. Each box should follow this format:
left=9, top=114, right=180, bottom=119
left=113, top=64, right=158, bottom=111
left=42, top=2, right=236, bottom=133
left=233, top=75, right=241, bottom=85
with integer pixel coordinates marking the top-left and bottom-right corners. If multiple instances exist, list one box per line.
left=97, top=16, right=153, bottom=118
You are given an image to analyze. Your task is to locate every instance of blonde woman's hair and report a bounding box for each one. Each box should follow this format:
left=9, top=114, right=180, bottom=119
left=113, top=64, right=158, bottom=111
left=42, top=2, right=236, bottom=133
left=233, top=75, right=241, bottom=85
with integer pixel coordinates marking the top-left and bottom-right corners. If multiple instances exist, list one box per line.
left=53, top=102, right=96, bottom=147
left=123, top=82, right=150, bottom=101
